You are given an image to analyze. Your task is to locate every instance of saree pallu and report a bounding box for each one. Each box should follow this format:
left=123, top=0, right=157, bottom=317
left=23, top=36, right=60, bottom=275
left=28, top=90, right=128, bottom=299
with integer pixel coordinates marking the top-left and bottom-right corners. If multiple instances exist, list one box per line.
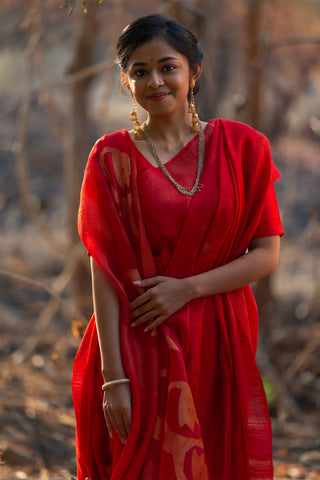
left=73, top=119, right=283, bottom=480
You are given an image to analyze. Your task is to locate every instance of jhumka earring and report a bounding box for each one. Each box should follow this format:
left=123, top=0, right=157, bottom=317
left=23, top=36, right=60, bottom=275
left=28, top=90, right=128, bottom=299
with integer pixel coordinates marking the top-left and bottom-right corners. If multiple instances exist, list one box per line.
left=188, top=79, right=200, bottom=133
left=130, top=98, right=143, bottom=140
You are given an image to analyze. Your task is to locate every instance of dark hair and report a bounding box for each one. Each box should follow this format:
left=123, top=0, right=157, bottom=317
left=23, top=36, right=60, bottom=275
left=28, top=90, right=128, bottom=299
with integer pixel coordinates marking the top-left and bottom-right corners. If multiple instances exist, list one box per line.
left=116, top=14, right=203, bottom=96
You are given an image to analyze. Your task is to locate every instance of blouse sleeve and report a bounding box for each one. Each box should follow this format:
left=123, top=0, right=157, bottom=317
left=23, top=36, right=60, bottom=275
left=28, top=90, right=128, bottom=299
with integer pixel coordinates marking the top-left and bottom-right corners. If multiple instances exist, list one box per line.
left=252, top=182, right=284, bottom=239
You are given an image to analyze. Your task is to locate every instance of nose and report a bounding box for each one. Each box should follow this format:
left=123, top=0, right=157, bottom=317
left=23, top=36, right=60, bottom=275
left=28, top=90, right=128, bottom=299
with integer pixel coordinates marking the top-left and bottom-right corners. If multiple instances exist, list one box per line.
left=148, top=69, right=164, bottom=88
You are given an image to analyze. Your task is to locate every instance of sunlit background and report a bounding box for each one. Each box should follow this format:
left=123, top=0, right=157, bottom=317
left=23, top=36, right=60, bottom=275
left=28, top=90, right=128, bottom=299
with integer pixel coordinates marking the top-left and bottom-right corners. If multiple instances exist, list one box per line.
left=0, top=0, right=320, bottom=478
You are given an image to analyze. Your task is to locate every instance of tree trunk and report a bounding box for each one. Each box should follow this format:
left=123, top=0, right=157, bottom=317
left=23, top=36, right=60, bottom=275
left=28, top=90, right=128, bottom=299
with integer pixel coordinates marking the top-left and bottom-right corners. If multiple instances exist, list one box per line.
left=245, top=0, right=263, bottom=130
left=165, top=0, right=226, bottom=120
left=66, top=5, right=98, bottom=318
left=245, top=0, right=273, bottom=330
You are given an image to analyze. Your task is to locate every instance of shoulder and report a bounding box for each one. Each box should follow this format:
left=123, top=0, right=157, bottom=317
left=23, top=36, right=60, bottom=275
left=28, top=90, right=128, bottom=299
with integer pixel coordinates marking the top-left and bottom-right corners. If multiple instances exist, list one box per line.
left=90, top=129, right=130, bottom=155
left=212, top=118, right=274, bottom=182
left=216, top=118, right=268, bottom=147
left=214, top=118, right=271, bottom=165
left=87, top=130, right=132, bottom=173
left=86, top=130, right=134, bottom=187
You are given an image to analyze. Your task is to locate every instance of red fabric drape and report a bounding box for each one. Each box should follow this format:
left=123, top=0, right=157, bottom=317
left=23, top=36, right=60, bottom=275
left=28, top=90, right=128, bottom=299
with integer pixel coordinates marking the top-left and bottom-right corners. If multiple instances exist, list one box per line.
left=73, top=119, right=283, bottom=480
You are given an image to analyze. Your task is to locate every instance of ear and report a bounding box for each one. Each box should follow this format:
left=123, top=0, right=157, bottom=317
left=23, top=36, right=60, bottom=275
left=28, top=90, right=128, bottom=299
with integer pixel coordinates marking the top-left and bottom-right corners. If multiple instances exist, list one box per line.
left=190, top=62, right=203, bottom=83
left=121, top=72, right=130, bottom=91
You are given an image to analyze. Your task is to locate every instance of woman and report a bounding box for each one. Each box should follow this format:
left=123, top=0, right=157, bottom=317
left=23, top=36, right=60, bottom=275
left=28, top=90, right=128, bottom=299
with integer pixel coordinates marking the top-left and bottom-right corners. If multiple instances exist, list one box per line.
left=72, top=14, right=283, bottom=480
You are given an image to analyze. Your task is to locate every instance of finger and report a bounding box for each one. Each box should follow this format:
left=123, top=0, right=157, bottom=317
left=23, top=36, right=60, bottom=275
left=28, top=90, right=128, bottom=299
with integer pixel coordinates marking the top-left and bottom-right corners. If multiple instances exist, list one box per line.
left=105, top=403, right=116, bottom=434
left=103, top=405, right=114, bottom=438
left=116, top=415, right=127, bottom=444
left=118, top=409, right=131, bottom=443
left=131, top=307, right=159, bottom=327
left=107, top=406, right=127, bottom=444
left=130, top=291, right=151, bottom=311
left=133, top=276, right=164, bottom=288
left=143, top=316, right=165, bottom=332
left=123, top=406, right=132, bottom=438
left=119, top=410, right=131, bottom=443
left=130, top=301, right=155, bottom=320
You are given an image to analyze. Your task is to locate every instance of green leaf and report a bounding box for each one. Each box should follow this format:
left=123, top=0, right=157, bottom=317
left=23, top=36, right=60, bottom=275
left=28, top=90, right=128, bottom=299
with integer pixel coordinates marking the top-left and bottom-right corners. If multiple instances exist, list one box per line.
left=263, top=376, right=277, bottom=405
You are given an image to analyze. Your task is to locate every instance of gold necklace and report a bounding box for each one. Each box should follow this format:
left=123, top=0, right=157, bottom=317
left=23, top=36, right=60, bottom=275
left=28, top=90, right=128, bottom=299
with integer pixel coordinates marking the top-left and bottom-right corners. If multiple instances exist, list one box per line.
left=142, top=123, right=205, bottom=196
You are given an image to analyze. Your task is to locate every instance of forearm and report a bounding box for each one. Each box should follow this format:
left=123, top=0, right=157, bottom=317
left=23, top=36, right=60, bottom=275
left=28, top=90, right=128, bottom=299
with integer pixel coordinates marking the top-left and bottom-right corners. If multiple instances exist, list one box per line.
left=185, top=235, right=280, bottom=300
left=91, top=257, right=126, bottom=381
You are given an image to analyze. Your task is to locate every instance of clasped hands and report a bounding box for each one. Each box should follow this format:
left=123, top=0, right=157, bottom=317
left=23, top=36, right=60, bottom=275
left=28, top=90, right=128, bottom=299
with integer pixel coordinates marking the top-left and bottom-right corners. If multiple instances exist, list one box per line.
left=130, top=276, right=192, bottom=332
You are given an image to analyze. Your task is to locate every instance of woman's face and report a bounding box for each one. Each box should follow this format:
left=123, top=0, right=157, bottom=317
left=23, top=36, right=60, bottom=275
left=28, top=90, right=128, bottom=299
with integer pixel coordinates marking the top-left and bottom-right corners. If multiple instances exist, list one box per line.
left=122, top=36, right=201, bottom=119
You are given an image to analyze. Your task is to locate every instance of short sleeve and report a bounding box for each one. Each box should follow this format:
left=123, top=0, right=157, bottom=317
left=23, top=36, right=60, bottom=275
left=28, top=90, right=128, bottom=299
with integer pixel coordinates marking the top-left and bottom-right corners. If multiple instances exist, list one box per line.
left=252, top=182, right=284, bottom=239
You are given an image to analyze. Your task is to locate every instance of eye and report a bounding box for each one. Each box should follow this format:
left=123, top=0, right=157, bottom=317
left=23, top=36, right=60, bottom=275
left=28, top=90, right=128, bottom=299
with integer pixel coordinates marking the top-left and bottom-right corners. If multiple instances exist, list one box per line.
left=162, top=65, right=176, bottom=73
left=134, top=69, right=148, bottom=78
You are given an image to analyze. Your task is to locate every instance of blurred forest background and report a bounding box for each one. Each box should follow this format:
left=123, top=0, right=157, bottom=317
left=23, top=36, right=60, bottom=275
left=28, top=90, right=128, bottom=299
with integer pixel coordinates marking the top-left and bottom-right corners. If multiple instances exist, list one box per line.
left=0, top=0, right=320, bottom=479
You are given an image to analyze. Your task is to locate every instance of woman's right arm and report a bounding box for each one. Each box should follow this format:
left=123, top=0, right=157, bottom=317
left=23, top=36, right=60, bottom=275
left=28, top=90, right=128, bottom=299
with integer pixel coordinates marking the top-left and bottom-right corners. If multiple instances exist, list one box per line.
left=91, top=256, right=132, bottom=444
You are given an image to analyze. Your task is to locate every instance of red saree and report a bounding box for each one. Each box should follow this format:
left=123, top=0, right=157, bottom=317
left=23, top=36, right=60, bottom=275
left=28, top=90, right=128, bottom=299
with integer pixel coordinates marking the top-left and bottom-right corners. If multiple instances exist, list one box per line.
left=73, top=119, right=283, bottom=480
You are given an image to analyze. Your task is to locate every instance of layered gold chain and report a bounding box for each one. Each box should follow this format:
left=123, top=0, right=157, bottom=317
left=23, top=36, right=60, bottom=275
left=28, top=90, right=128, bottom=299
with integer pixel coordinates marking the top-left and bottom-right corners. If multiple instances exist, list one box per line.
left=142, top=123, right=205, bottom=196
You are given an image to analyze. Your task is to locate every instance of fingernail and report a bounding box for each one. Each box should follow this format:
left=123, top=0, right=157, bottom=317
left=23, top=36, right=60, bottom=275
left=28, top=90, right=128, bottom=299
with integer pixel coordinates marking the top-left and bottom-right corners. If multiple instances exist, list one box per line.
left=143, top=327, right=149, bottom=333
left=130, top=322, right=136, bottom=328
left=133, top=280, right=141, bottom=285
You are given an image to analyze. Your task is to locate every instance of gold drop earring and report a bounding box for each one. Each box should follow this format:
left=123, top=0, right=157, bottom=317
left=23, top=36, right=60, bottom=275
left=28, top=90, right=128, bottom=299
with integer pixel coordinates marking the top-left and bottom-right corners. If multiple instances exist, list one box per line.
left=188, top=79, right=200, bottom=133
left=130, top=97, right=143, bottom=140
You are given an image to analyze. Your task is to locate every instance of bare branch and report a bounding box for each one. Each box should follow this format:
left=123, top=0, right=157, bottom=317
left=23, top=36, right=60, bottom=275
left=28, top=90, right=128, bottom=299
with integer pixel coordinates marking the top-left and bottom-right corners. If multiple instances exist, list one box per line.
left=32, top=4, right=69, bottom=144
left=0, top=267, right=65, bottom=303
left=60, top=0, right=105, bottom=15
left=59, top=0, right=77, bottom=15
left=31, top=59, right=113, bottom=93
left=0, top=243, right=86, bottom=323
left=256, top=344, right=302, bottom=426
left=15, top=2, right=70, bottom=256
left=1, top=242, right=88, bottom=364
left=283, top=326, right=320, bottom=384
left=266, top=36, right=320, bottom=52
left=234, top=34, right=320, bottom=117
left=12, top=298, right=62, bottom=365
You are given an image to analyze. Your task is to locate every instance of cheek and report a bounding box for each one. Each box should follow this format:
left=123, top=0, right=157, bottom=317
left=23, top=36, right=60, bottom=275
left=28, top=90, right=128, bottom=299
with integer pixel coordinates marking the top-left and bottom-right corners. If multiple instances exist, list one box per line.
left=130, top=80, right=144, bottom=96
left=171, top=74, right=190, bottom=95
left=175, top=81, right=190, bottom=99
left=125, top=74, right=141, bottom=92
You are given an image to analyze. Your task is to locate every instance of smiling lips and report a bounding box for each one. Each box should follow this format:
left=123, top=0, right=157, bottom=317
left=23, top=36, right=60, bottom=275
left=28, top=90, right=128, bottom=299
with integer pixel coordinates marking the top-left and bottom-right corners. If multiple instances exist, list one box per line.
left=147, top=92, right=170, bottom=101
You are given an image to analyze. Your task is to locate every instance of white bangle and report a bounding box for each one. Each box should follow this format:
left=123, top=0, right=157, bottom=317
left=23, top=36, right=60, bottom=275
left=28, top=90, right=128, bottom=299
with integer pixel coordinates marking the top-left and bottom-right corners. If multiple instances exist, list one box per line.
left=102, top=378, right=130, bottom=391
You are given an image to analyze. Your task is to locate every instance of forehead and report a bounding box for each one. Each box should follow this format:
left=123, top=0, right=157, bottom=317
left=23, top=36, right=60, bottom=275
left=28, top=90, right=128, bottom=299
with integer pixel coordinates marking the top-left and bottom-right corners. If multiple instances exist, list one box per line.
left=127, top=36, right=186, bottom=65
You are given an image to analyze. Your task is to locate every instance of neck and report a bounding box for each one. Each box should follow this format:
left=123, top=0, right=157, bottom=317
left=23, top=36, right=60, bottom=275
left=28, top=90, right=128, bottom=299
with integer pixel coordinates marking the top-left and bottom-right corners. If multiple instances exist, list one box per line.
left=145, top=104, right=194, bottom=144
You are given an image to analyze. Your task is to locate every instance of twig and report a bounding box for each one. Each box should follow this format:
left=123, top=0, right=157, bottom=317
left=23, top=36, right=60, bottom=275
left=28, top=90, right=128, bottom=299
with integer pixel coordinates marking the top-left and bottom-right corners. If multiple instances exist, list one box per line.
left=32, top=3, right=70, bottom=148
left=1, top=243, right=88, bottom=364
left=234, top=34, right=320, bottom=115
left=0, top=267, right=67, bottom=304
left=266, top=36, right=320, bottom=52
left=283, top=325, right=320, bottom=384
left=15, top=3, right=70, bottom=256
left=0, top=243, right=86, bottom=317
left=256, top=343, right=302, bottom=425
left=31, top=59, right=113, bottom=93
left=12, top=298, right=61, bottom=365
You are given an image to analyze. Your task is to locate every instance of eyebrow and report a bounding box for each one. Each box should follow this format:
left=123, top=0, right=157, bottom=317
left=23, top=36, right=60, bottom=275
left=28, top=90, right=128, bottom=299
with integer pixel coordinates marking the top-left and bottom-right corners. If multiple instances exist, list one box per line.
left=130, top=56, right=178, bottom=68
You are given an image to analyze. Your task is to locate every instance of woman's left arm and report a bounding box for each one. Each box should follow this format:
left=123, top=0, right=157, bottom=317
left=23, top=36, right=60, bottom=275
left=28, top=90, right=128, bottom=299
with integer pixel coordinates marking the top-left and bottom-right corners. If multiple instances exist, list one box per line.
left=130, top=235, right=280, bottom=332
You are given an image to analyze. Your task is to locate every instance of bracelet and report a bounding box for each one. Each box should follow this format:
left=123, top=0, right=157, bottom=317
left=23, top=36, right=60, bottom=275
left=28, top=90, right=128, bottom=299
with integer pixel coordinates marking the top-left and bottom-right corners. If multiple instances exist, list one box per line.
left=102, top=378, right=130, bottom=391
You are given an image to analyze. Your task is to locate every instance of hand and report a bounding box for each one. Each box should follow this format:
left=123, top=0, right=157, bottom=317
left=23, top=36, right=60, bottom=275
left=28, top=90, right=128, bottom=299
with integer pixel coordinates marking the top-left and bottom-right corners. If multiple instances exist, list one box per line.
left=130, top=276, right=192, bottom=332
left=103, top=383, right=132, bottom=444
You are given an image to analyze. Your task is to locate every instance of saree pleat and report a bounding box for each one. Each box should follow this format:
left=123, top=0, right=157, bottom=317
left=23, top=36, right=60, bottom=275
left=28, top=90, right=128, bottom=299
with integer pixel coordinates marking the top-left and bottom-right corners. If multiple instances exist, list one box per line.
left=73, top=119, right=283, bottom=479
